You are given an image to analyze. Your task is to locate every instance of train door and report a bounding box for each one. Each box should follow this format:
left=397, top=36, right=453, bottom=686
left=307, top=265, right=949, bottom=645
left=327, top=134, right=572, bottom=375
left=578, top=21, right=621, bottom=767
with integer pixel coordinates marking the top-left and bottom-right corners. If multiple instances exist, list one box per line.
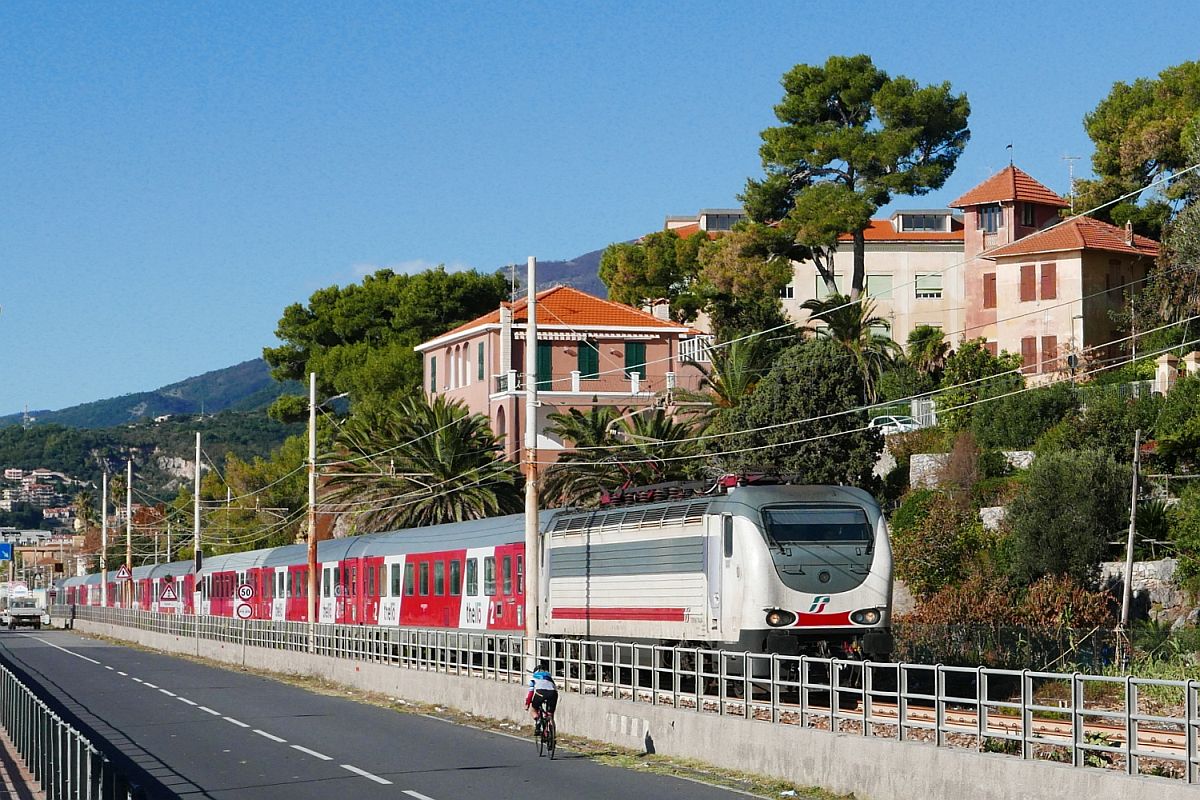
left=706, top=513, right=728, bottom=639
left=362, top=556, right=384, bottom=625
left=272, top=568, right=287, bottom=621
left=379, top=556, right=404, bottom=626
left=287, top=565, right=307, bottom=621
left=457, top=549, right=488, bottom=630
left=182, top=574, right=195, bottom=614
left=335, top=559, right=357, bottom=624
left=318, top=562, right=337, bottom=624
left=256, top=568, right=272, bottom=619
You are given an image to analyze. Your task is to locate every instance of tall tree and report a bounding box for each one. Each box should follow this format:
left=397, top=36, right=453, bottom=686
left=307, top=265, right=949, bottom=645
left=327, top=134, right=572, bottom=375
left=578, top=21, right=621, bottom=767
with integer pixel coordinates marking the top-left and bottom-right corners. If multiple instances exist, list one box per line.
left=742, top=54, right=970, bottom=298
left=719, top=338, right=883, bottom=487
left=598, top=229, right=706, bottom=319
left=321, top=395, right=521, bottom=532
left=1075, top=60, right=1200, bottom=237
left=263, top=267, right=510, bottom=419
left=673, top=337, right=768, bottom=431
left=800, top=294, right=900, bottom=402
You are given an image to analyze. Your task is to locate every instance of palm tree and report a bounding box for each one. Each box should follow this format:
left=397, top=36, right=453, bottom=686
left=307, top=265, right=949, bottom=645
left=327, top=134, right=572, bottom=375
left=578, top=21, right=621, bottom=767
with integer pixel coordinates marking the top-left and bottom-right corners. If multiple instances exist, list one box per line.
left=672, top=338, right=765, bottom=431
left=906, top=325, right=950, bottom=382
left=801, top=294, right=900, bottom=402
left=322, top=395, right=522, bottom=532
left=73, top=489, right=100, bottom=568
left=541, top=406, right=701, bottom=508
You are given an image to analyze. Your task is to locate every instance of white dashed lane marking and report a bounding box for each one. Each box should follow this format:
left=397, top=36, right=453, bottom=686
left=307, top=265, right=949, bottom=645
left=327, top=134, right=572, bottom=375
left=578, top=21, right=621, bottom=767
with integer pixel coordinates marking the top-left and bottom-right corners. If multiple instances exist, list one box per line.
left=340, top=764, right=392, bottom=785
left=30, top=636, right=398, bottom=783
left=291, top=745, right=331, bottom=761
left=403, top=791, right=437, bottom=800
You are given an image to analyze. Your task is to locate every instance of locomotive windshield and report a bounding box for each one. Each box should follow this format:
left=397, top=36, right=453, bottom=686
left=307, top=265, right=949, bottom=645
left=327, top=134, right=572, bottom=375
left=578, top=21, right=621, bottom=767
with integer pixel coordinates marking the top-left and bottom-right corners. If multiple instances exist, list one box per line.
left=762, top=505, right=871, bottom=544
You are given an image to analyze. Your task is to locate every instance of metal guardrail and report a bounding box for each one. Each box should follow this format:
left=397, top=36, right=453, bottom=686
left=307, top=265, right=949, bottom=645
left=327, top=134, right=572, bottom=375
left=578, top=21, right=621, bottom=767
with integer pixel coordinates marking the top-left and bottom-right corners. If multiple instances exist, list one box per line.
left=0, top=657, right=141, bottom=799
left=68, top=605, right=1200, bottom=784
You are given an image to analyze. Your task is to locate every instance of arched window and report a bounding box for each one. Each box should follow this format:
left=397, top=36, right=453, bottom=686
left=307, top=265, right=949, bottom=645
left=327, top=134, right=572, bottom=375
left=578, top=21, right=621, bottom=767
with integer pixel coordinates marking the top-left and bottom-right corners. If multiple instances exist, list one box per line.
left=496, top=407, right=507, bottom=454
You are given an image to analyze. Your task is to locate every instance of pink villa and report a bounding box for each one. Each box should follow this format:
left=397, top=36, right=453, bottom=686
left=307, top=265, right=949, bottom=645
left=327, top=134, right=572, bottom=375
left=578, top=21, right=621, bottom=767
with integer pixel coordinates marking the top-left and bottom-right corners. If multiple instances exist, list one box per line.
left=414, top=286, right=712, bottom=462
left=950, top=165, right=1159, bottom=375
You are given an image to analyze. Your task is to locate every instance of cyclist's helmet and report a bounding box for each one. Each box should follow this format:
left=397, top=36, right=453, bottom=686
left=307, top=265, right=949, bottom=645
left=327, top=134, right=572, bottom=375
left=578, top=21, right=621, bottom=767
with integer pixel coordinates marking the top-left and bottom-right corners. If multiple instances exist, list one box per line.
left=533, top=665, right=552, bottom=680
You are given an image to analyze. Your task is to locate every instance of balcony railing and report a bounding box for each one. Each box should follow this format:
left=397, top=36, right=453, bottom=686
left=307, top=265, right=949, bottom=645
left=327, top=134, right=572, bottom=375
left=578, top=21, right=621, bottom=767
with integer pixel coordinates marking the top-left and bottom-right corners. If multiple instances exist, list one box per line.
left=493, top=371, right=706, bottom=397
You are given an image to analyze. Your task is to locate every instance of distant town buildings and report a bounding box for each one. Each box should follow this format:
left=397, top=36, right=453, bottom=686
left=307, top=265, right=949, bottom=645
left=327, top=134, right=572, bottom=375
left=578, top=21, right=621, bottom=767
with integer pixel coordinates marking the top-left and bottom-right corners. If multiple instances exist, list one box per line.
left=0, top=467, right=82, bottom=514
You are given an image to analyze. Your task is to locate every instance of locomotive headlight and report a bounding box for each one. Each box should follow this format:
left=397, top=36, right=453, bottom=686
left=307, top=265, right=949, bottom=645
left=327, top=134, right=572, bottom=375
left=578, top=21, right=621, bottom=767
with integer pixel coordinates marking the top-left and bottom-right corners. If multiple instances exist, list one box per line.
left=851, top=608, right=882, bottom=626
left=765, top=609, right=797, bottom=627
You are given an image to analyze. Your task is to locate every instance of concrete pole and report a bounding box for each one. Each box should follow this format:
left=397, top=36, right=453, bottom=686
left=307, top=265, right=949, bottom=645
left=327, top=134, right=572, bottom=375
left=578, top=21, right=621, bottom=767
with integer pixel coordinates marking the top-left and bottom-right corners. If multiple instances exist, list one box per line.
left=307, top=372, right=318, bottom=626
left=101, top=471, right=108, bottom=606
left=194, top=432, right=202, bottom=606
left=1120, top=429, right=1141, bottom=630
left=524, top=256, right=540, bottom=671
left=125, top=459, right=132, bottom=607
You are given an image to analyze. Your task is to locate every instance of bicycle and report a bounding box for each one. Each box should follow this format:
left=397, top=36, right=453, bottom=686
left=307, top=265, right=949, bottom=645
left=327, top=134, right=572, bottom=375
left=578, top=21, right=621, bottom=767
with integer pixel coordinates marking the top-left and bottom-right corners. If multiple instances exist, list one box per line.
left=534, top=709, right=556, bottom=759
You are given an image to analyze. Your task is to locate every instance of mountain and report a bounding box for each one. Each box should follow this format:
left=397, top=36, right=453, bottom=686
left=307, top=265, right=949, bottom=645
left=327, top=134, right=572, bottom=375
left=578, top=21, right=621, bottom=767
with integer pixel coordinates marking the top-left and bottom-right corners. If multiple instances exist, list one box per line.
left=0, top=359, right=302, bottom=429
left=529, top=247, right=607, bottom=296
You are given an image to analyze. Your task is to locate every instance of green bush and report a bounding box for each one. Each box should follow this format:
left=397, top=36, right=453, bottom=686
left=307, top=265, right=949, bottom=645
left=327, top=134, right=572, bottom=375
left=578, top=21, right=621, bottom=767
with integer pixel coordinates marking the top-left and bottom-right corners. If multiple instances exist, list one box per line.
left=1001, top=450, right=1131, bottom=587
left=971, top=383, right=1078, bottom=449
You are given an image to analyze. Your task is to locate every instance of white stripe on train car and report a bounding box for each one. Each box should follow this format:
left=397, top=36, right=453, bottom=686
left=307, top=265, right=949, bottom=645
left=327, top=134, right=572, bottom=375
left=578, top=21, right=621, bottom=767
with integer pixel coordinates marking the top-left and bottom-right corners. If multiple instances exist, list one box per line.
left=272, top=566, right=287, bottom=621
left=318, top=561, right=337, bottom=624
left=457, top=546, right=493, bottom=631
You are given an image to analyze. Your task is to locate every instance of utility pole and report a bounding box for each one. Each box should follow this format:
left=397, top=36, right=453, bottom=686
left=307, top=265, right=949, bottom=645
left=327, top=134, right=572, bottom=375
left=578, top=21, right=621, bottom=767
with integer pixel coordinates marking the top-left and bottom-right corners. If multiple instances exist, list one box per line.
left=1119, top=429, right=1141, bottom=666
left=101, top=472, right=108, bottom=606
left=193, top=432, right=202, bottom=603
left=524, top=256, right=541, bottom=671
left=306, top=372, right=318, bottom=629
left=125, top=460, right=132, bottom=607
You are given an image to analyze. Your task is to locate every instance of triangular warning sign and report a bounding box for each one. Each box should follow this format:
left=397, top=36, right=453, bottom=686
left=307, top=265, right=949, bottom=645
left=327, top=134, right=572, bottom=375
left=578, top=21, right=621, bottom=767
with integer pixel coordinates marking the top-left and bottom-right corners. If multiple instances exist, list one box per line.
left=159, top=582, right=179, bottom=602
left=114, top=564, right=131, bottom=581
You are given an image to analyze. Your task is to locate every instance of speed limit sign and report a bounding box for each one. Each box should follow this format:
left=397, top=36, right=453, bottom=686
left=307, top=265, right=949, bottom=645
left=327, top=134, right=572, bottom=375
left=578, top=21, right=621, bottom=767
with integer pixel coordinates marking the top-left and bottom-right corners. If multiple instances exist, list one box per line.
left=236, top=583, right=255, bottom=601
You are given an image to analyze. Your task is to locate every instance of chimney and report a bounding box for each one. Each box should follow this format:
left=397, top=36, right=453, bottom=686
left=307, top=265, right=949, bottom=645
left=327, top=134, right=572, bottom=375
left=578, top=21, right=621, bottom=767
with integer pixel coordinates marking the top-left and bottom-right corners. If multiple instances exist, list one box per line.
left=643, top=299, right=671, bottom=321
left=1125, top=220, right=1134, bottom=246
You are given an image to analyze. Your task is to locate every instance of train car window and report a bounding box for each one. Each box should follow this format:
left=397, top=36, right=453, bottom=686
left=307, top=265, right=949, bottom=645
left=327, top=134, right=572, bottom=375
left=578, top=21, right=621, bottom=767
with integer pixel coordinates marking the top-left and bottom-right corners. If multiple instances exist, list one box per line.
left=366, top=566, right=374, bottom=597
left=450, top=560, right=461, bottom=596
left=349, top=565, right=357, bottom=596
left=762, top=505, right=870, bottom=543
left=723, top=514, right=734, bottom=558
left=419, top=562, right=429, bottom=595
left=404, top=563, right=415, bottom=596
left=323, top=568, right=331, bottom=598
left=484, top=557, right=496, bottom=596
left=502, top=556, right=512, bottom=595
left=277, top=573, right=285, bottom=598
left=390, top=564, right=402, bottom=597
left=516, top=556, right=524, bottom=595
left=376, top=566, right=383, bottom=597
left=434, top=561, right=445, bottom=595
left=466, top=559, right=478, bottom=596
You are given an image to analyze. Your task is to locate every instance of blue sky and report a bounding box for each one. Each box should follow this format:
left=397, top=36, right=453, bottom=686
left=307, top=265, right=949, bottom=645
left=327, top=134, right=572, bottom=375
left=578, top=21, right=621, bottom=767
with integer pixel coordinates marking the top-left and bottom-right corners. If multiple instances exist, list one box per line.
left=2, top=1, right=1198, bottom=413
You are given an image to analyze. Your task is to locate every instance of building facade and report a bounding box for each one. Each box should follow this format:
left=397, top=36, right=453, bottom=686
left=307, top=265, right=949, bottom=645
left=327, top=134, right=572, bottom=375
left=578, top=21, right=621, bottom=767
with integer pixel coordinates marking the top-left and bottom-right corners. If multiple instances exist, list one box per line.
left=415, top=286, right=712, bottom=462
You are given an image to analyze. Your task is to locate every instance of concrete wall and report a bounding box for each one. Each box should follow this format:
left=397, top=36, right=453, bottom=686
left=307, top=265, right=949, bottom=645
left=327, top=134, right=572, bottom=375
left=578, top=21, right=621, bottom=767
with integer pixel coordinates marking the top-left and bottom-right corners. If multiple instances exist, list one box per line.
left=70, top=619, right=1194, bottom=800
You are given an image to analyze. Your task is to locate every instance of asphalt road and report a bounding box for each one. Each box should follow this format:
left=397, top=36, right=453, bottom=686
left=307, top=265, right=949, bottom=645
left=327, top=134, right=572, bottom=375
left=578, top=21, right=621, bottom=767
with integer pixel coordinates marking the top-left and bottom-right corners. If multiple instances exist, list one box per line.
left=0, top=630, right=748, bottom=800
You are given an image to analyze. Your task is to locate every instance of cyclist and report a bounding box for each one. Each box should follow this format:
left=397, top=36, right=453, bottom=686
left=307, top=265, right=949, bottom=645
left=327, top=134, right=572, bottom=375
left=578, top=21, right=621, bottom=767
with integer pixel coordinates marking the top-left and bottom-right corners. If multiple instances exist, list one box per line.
left=525, top=664, right=558, bottom=734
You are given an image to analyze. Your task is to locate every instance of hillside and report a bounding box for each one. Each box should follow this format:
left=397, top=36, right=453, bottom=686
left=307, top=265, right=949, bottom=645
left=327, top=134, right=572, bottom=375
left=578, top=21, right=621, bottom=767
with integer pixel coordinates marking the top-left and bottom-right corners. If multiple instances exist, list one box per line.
left=0, top=359, right=302, bottom=429
left=0, top=411, right=303, bottom=497
left=532, top=247, right=606, bottom=296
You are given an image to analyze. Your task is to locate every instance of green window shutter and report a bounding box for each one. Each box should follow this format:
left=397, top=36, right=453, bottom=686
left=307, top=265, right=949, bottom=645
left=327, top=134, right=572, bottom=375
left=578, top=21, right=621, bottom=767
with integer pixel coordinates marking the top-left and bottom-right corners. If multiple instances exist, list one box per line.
left=577, top=340, right=599, bottom=379
left=536, top=342, right=554, bottom=389
left=477, top=342, right=485, bottom=381
left=624, top=341, right=646, bottom=378
left=430, top=356, right=437, bottom=393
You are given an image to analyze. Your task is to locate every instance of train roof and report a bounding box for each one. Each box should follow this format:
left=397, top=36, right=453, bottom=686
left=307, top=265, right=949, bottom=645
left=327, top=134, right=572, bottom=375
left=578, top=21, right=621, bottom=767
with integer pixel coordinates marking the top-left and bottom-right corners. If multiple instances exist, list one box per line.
left=317, top=511, right=555, bottom=561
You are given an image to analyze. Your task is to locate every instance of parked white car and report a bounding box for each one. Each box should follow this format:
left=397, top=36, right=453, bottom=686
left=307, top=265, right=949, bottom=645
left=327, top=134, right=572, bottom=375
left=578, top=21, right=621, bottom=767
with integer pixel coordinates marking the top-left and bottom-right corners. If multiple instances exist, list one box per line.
left=869, top=415, right=921, bottom=435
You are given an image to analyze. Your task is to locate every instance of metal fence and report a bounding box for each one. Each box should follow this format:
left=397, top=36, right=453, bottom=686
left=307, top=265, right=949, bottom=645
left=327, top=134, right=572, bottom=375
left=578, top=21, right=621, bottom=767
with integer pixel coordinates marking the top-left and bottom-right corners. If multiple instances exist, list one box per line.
left=68, top=605, right=1200, bottom=784
left=0, top=657, right=141, bottom=799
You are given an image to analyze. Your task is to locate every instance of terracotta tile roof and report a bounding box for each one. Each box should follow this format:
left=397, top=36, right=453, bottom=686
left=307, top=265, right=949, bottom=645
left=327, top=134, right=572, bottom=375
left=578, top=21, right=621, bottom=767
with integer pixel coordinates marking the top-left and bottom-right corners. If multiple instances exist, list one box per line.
left=641, top=224, right=721, bottom=242
left=838, top=219, right=964, bottom=242
left=433, top=286, right=701, bottom=341
left=983, top=216, right=1160, bottom=259
left=949, top=165, right=1069, bottom=209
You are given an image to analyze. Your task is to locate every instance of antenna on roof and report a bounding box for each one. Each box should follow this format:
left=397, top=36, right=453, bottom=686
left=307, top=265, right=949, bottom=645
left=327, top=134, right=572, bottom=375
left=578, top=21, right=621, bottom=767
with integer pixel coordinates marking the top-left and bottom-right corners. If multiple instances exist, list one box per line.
left=1062, top=154, right=1081, bottom=214
left=1006, top=143, right=1013, bottom=166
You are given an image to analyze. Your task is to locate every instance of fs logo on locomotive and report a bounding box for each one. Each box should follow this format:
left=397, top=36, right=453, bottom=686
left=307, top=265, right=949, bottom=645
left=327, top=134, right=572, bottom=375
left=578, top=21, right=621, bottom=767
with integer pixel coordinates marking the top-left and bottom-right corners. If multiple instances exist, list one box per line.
left=809, top=595, right=831, bottom=614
